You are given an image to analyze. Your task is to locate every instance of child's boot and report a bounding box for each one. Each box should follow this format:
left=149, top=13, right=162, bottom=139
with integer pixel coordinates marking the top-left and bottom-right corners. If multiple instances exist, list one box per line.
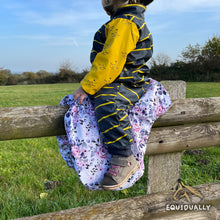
left=101, top=154, right=139, bottom=190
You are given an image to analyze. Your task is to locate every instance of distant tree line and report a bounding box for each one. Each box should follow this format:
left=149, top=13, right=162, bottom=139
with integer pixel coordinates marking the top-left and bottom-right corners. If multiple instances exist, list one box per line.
left=0, top=62, right=89, bottom=86
left=0, top=36, right=219, bottom=86
left=149, top=35, right=220, bottom=82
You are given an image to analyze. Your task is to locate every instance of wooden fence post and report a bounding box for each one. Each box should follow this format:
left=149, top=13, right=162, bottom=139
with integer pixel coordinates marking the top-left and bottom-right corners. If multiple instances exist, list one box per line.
left=147, top=81, right=186, bottom=194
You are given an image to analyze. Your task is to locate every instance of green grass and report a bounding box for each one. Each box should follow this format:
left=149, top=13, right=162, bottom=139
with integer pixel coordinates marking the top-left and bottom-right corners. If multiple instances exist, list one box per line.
left=186, top=82, right=220, bottom=98
left=0, top=83, right=79, bottom=108
left=181, top=147, right=220, bottom=186
left=0, top=82, right=219, bottom=219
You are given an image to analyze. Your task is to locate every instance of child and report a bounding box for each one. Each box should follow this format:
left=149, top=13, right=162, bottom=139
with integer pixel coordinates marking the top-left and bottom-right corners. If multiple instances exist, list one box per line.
left=73, top=0, right=154, bottom=190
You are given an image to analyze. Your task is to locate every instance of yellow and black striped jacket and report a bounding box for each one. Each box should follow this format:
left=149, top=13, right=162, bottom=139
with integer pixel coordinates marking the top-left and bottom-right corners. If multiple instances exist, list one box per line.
left=81, top=4, right=153, bottom=95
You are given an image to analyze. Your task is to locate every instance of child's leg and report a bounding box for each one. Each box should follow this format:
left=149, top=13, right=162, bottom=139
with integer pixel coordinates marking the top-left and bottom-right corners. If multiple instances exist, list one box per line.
left=92, top=83, right=137, bottom=157
left=90, top=82, right=145, bottom=190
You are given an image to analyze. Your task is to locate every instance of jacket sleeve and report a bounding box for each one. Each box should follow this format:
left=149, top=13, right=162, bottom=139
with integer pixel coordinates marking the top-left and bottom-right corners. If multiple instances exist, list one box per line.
left=81, top=18, right=139, bottom=95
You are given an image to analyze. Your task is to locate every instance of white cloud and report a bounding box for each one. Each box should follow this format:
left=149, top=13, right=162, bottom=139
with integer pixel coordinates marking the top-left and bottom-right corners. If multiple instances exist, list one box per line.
left=43, top=37, right=79, bottom=47
left=149, top=0, right=220, bottom=12
left=150, top=22, right=173, bottom=33
left=210, top=12, right=220, bottom=23
left=16, top=34, right=52, bottom=41
left=13, top=9, right=103, bottom=27
left=3, top=0, right=105, bottom=27
left=3, top=1, right=26, bottom=10
left=0, top=34, right=79, bottom=47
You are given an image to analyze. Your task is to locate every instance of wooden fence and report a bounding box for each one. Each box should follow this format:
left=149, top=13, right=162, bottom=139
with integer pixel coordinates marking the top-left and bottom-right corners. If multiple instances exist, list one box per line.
left=0, top=81, right=220, bottom=219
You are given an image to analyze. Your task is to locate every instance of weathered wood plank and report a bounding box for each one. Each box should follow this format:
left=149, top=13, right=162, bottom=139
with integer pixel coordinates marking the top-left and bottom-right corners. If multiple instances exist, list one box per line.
left=147, top=81, right=186, bottom=194
left=146, top=122, right=220, bottom=155
left=143, top=209, right=220, bottom=220
left=154, top=97, right=220, bottom=127
left=1, top=110, right=220, bottom=155
left=0, top=105, right=68, bottom=141
left=15, top=183, right=220, bottom=220
left=0, top=97, right=220, bottom=141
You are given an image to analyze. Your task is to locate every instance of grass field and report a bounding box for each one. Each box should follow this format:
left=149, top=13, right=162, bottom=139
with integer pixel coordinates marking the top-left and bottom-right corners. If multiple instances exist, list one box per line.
left=0, top=82, right=220, bottom=219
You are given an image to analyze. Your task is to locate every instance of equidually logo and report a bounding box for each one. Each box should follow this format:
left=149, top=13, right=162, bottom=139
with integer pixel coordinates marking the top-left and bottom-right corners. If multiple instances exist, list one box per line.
left=166, top=180, right=212, bottom=212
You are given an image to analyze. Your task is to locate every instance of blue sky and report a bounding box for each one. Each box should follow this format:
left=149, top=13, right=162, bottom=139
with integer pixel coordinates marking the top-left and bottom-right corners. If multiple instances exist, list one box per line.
left=0, top=0, right=220, bottom=73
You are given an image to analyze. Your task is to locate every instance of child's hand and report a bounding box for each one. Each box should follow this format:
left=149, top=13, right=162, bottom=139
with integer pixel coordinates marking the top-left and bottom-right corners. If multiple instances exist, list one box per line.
left=73, top=86, right=88, bottom=104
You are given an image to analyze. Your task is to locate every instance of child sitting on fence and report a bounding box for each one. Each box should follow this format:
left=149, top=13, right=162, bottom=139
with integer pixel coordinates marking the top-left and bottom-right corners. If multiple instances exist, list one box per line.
left=73, top=0, right=154, bottom=190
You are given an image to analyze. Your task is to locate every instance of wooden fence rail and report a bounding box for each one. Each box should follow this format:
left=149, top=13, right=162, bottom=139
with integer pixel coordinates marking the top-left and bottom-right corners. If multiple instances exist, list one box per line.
left=16, top=183, right=220, bottom=220
left=1, top=81, right=219, bottom=219
left=1, top=97, right=220, bottom=155
left=0, top=97, right=220, bottom=136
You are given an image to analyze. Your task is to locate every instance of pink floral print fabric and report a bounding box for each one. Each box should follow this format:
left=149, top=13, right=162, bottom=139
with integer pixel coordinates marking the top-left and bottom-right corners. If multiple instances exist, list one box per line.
left=57, top=79, right=171, bottom=190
